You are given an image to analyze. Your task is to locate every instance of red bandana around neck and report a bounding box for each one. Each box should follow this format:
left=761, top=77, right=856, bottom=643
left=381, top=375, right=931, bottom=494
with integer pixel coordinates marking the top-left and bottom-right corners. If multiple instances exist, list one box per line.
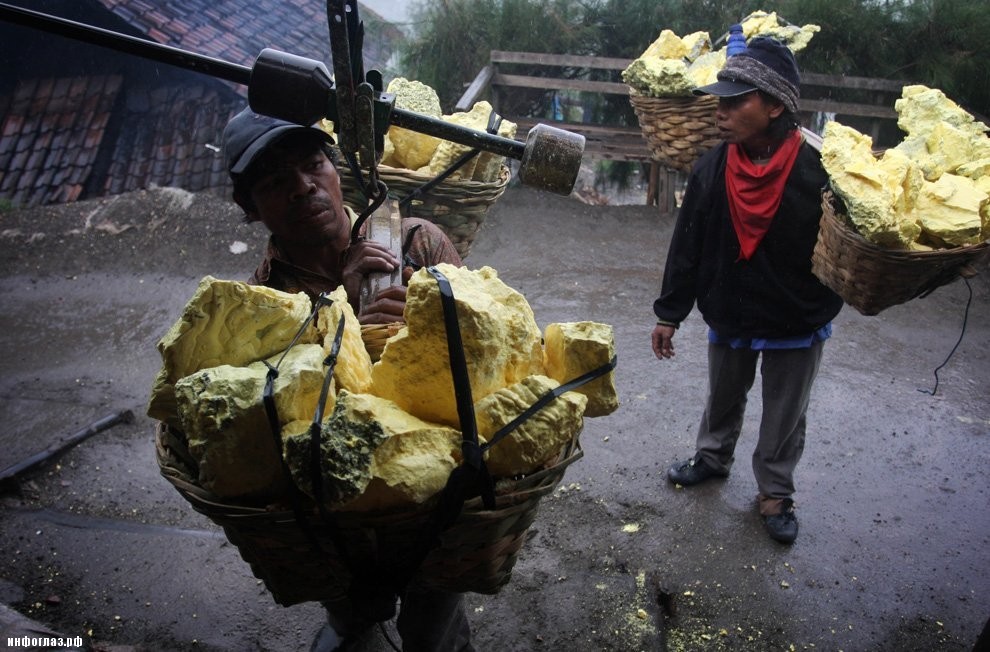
left=725, top=130, right=803, bottom=260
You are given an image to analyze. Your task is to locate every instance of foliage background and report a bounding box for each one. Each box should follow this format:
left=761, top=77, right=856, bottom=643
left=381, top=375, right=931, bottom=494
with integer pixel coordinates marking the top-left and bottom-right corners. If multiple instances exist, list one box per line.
left=396, top=0, right=989, bottom=128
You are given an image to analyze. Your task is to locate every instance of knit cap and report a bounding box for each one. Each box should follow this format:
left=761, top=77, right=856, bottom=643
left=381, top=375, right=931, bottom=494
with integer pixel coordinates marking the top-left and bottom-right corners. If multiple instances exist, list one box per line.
left=694, top=37, right=800, bottom=113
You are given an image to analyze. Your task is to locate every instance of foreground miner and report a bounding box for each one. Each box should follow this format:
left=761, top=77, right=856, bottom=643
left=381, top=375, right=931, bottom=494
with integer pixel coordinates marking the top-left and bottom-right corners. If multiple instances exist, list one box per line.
left=649, top=38, right=842, bottom=544
left=221, top=108, right=470, bottom=651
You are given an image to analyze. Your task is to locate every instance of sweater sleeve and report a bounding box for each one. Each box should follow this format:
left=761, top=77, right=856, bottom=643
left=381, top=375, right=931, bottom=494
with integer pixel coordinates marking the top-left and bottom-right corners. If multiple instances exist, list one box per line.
left=653, top=163, right=713, bottom=324
left=401, top=218, right=464, bottom=268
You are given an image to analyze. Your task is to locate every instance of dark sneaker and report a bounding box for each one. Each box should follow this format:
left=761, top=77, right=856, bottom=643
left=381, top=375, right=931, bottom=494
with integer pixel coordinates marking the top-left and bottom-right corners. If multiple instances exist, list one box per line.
left=667, top=457, right=727, bottom=486
left=763, top=498, right=799, bottom=544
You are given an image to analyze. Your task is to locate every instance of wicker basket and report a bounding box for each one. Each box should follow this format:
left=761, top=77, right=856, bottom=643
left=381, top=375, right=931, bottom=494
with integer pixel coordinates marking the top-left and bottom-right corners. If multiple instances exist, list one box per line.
left=339, top=164, right=511, bottom=260
left=360, top=322, right=404, bottom=362
left=156, top=422, right=582, bottom=607
left=812, top=191, right=990, bottom=316
left=629, top=93, right=721, bottom=173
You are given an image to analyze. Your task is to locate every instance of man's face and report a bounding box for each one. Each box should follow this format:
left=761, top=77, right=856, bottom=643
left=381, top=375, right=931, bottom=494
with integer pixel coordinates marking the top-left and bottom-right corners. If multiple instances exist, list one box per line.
left=240, top=136, right=349, bottom=248
left=714, top=91, right=785, bottom=147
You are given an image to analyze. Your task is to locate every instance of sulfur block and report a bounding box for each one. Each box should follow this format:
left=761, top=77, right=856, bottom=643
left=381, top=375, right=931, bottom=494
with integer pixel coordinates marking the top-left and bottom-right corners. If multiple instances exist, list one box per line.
left=543, top=321, right=619, bottom=418
left=822, top=123, right=909, bottom=247
left=915, top=174, right=987, bottom=246
left=148, top=276, right=315, bottom=427
left=385, top=78, right=444, bottom=170
left=427, top=102, right=502, bottom=179
left=285, top=390, right=459, bottom=509
left=316, top=285, right=373, bottom=394
left=370, top=263, right=544, bottom=428
left=175, top=343, right=329, bottom=499
left=475, top=375, right=586, bottom=477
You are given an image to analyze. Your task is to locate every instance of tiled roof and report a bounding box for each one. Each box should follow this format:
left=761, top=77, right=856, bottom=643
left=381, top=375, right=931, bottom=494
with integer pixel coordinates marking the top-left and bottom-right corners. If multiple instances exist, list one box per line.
left=0, top=1, right=402, bottom=207
left=98, top=0, right=401, bottom=72
left=0, top=75, right=122, bottom=205
left=103, top=85, right=242, bottom=196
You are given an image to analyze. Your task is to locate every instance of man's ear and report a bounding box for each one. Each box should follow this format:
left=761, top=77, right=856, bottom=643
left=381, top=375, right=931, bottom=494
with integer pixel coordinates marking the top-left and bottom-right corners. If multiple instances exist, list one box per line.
left=233, top=190, right=259, bottom=222
left=767, top=99, right=786, bottom=120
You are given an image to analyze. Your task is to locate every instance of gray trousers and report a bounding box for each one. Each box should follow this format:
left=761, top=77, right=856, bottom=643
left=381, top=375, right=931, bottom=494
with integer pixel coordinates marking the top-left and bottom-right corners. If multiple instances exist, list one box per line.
left=323, top=587, right=473, bottom=652
left=694, top=340, right=825, bottom=499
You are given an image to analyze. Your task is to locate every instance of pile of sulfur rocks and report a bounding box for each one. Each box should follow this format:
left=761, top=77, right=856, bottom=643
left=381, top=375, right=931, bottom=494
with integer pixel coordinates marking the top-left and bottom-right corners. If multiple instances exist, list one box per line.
left=149, top=266, right=618, bottom=511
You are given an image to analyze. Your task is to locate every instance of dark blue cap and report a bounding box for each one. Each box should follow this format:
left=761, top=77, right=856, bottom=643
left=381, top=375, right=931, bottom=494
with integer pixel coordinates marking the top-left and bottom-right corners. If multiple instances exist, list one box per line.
left=222, top=108, right=332, bottom=176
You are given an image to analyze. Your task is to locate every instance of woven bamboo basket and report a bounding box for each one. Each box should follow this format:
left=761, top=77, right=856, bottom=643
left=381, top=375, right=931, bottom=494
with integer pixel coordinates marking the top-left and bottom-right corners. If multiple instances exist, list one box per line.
left=360, top=322, right=404, bottom=362
left=339, top=164, right=511, bottom=260
left=812, top=191, right=990, bottom=316
left=629, top=93, right=721, bottom=173
left=155, top=422, right=582, bottom=607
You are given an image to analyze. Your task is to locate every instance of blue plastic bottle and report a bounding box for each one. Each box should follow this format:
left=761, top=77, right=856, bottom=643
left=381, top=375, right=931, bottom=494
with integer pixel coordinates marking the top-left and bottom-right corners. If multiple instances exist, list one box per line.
left=726, top=23, right=746, bottom=57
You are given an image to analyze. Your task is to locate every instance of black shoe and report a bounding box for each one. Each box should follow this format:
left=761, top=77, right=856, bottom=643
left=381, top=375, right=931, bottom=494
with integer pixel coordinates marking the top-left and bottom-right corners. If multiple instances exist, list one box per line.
left=667, top=457, right=726, bottom=486
left=763, top=498, right=799, bottom=544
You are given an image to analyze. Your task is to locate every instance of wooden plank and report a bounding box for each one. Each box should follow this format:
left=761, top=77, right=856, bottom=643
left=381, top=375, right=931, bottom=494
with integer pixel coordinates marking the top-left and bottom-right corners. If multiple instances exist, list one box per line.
left=800, top=98, right=897, bottom=119
left=490, top=50, right=632, bottom=70
left=455, top=64, right=494, bottom=112
left=801, top=72, right=908, bottom=93
left=493, top=72, right=630, bottom=95
left=513, top=118, right=642, bottom=137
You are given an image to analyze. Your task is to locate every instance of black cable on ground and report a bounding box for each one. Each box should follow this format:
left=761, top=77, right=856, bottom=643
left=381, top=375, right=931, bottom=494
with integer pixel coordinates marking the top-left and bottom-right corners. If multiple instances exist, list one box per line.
left=918, top=277, right=973, bottom=396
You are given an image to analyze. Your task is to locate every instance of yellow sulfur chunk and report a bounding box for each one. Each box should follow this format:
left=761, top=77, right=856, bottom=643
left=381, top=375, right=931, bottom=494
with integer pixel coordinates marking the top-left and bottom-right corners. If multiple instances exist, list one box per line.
left=973, top=176, right=990, bottom=241
left=956, top=158, right=990, bottom=181
left=475, top=375, right=586, bottom=477
left=896, top=85, right=989, bottom=140
left=686, top=50, right=725, bottom=88
left=286, top=390, right=460, bottom=510
left=335, top=393, right=460, bottom=511
left=622, top=57, right=694, bottom=97
left=472, top=115, right=517, bottom=182
left=384, top=78, right=444, bottom=170
left=543, top=322, right=618, bottom=418
left=822, top=123, right=909, bottom=247
left=370, top=263, right=545, bottom=428
left=316, top=286, right=373, bottom=394
left=175, top=343, right=329, bottom=499
left=914, top=174, right=987, bottom=246
left=896, top=120, right=990, bottom=182
left=641, top=29, right=692, bottom=60
left=681, top=31, right=713, bottom=61
left=148, top=276, right=315, bottom=428
left=740, top=11, right=820, bottom=52
left=427, top=102, right=501, bottom=179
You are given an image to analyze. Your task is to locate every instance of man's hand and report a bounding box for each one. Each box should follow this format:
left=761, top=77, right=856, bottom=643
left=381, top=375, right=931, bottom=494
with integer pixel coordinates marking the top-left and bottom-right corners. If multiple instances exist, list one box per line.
left=359, top=284, right=407, bottom=325
left=341, top=238, right=402, bottom=314
left=652, top=324, right=676, bottom=359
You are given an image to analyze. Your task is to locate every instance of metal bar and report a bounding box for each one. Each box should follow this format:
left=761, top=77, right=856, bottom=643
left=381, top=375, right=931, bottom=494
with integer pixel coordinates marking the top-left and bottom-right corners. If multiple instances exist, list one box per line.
left=0, top=2, right=251, bottom=85
left=0, top=409, right=135, bottom=483
left=327, top=0, right=358, bottom=155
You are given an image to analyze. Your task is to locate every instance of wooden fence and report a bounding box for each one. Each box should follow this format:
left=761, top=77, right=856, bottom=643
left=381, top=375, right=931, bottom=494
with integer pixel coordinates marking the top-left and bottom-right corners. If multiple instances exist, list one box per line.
left=457, top=50, right=938, bottom=212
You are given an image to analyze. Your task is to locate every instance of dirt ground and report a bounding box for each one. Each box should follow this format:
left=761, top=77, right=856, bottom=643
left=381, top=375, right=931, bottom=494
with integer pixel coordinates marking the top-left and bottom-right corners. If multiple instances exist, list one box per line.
left=0, top=183, right=987, bottom=652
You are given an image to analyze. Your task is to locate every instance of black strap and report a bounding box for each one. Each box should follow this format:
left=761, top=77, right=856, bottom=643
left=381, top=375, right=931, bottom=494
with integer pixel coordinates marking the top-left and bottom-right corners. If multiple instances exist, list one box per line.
left=310, top=316, right=346, bottom=520
left=261, top=292, right=335, bottom=554
left=426, top=266, right=496, bottom=509
left=394, top=268, right=616, bottom=592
